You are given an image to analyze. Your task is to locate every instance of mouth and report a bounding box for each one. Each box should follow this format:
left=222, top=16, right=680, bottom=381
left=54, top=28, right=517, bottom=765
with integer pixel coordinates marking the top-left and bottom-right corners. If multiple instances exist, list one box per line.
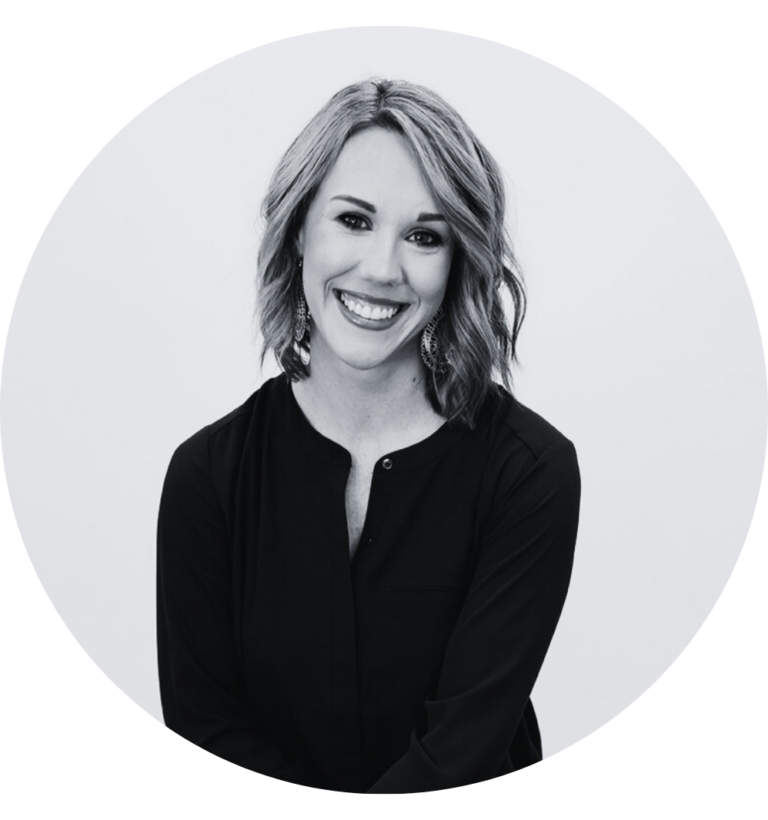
left=333, top=289, right=409, bottom=328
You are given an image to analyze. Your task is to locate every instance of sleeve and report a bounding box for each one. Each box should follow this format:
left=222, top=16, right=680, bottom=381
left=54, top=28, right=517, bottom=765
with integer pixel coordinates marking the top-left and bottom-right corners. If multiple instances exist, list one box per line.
left=156, top=431, right=314, bottom=785
left=367, top=439, right=581, bottom=793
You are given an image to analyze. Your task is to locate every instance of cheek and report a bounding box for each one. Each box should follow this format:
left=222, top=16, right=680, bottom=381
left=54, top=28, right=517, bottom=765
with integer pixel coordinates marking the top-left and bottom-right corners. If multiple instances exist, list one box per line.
left=305, top=229, right=358, bottom=276
left=415, top=254, right=452, bottom=302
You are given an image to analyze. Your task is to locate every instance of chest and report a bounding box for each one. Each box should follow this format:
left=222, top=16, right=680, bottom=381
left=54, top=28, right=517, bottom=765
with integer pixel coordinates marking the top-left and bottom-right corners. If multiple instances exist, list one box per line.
left=239, top=447, right=483, bottom=767
left=345, top=454, right=379, bottom=560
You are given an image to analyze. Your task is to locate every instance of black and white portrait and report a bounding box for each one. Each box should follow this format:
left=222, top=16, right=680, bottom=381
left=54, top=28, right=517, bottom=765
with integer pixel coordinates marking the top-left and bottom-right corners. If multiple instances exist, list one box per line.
left=2, top=23, right=765, bottom=808
left=157, top=77, right=581, bottom=792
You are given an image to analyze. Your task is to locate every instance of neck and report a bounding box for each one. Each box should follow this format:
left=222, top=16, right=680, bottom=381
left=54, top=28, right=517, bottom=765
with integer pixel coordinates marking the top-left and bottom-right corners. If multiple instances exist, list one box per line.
left=292, top=342, right=441, bottom=448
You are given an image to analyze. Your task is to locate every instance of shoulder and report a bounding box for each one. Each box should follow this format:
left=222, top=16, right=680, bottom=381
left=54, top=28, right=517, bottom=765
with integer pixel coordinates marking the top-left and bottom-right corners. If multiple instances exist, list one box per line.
left=470, top=388, right=581, bottom=551
left=475, top=385, right=580, bottom=501
left=165, top=376, right=285, bottom=488
left=481, top=384, right=577, bottom=461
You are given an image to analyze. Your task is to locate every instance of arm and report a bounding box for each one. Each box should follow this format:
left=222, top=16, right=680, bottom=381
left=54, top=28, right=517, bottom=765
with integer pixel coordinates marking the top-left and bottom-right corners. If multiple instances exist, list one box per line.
left=367, top=439, right=581, bottom=793
left=157, top=430, right=312, bottom=784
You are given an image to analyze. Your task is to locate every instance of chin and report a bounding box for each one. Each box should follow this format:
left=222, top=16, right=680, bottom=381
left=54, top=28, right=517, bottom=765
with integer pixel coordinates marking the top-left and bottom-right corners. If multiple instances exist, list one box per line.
left=316, top=323, right=419, bottom=374
left=334, top=351, right=394, bottom=372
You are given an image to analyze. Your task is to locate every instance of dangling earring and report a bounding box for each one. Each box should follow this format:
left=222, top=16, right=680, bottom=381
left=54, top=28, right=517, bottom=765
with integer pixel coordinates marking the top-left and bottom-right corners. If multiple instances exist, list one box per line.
left=420, top=305, right=450, bottom=374
left=294, top=260, right=311, bottom=342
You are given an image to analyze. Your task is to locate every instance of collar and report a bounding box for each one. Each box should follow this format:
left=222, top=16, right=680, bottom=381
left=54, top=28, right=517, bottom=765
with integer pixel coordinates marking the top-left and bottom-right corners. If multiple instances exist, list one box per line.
left=276, top=372, right=475, bottom=473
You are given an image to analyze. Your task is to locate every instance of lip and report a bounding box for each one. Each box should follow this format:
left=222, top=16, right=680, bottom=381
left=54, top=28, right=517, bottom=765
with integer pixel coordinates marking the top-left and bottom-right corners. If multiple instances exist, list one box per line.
left=334, top=288, right=408, bottom=308
left=333, top=288, right=409, bottom=331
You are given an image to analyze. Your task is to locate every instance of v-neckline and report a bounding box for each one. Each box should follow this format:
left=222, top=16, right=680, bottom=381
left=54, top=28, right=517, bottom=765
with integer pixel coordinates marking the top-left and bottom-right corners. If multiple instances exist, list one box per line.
left=277, top=373, right=471, bottom=473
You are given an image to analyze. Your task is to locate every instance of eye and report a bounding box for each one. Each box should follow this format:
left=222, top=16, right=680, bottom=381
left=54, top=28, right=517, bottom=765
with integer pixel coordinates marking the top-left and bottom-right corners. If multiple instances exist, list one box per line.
left=338, top=212, right=370, bottom=231
left=407, top=230, right=444, bottom=248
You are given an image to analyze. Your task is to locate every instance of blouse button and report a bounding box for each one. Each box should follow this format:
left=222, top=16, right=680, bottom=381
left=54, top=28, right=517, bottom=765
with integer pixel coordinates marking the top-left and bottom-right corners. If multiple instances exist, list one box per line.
left=382, top=458, right=393, bottom=470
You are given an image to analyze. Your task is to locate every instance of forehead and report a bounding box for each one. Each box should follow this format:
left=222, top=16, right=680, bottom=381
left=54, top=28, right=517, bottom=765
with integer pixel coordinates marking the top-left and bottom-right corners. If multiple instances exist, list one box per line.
left=318, top=127, right=437, bottom=209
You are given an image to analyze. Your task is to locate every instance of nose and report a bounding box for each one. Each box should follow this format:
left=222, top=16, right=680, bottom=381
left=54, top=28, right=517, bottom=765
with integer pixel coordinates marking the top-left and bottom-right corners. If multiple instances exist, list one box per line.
left=359, top=231, right=404, bottom=286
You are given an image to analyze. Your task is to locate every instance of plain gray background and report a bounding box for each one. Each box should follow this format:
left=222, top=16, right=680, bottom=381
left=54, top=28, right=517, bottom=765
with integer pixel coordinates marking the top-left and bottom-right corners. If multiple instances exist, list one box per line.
left=2, top=27, right=766, bottom=759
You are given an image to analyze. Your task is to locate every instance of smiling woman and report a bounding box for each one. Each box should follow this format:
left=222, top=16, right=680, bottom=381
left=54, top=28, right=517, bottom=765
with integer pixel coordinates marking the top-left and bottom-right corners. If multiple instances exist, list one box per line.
left=156, top=78, right=581, bottom=793
left=298, top=129, right=453, bottom=385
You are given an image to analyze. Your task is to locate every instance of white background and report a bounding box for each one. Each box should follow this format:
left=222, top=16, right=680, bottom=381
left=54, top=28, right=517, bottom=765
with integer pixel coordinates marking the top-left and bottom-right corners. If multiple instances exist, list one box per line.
left=1, top=2, right=766, bottom=817
left=5, top=24, right=763, bottom=760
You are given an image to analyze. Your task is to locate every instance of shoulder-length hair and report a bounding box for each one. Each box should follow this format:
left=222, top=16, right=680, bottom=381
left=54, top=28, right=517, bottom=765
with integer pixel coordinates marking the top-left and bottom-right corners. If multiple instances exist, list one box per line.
left=256, top=78, right=525, bottom=428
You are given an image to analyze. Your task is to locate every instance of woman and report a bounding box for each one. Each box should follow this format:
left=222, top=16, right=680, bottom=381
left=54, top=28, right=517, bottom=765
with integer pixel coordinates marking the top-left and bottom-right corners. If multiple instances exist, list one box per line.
left=157, top=78, right=581, bottom=793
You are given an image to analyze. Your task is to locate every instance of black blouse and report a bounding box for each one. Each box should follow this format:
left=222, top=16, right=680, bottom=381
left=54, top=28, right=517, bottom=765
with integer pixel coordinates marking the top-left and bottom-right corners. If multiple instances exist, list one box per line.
left=157, top=374, right=581, bottom=793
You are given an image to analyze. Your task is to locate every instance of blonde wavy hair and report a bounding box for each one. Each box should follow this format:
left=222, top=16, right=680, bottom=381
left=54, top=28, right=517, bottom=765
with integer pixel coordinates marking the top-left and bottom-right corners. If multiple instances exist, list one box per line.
left=257, top=78, right=525, bottom=427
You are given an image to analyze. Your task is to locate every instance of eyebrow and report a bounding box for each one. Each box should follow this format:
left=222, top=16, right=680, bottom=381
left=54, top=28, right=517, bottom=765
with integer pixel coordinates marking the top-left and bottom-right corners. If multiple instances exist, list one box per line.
left=416, top=212, right=447, bottom=223
left=331, top=195, right=447, bottom=223
left=331, top=195, right=376, bottom=212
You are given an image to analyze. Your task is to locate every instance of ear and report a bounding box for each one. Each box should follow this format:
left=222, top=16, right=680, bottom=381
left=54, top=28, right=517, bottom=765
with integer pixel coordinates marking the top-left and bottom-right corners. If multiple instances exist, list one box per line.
left=295, top=224, right=305, bottom=259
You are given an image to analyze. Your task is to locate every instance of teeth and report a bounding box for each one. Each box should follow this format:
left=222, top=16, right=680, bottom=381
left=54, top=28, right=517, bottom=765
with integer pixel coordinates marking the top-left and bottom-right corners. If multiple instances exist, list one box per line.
left=339, top=292, right=399, bottom=321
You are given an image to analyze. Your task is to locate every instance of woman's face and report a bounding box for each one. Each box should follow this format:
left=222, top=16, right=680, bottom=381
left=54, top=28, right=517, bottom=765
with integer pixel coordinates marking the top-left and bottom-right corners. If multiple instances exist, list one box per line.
left=297, top=127, right=454, bottom=375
